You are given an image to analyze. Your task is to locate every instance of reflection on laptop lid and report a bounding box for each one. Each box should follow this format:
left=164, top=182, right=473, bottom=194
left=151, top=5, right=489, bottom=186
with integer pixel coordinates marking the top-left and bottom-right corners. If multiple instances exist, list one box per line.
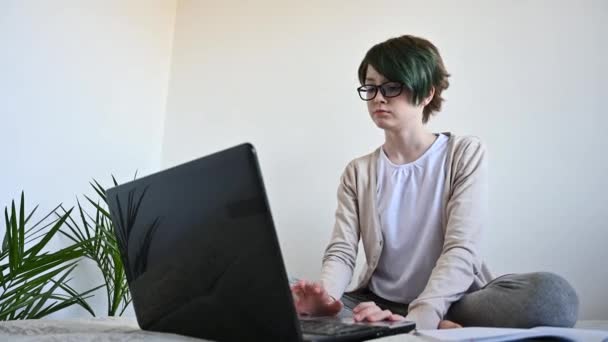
left=106, top=143, right=414, bottom=341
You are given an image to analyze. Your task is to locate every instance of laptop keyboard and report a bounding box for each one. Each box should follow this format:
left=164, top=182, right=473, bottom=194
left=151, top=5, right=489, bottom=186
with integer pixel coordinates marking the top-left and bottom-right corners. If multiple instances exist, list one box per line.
left=299, top=319, right=384, bottom=336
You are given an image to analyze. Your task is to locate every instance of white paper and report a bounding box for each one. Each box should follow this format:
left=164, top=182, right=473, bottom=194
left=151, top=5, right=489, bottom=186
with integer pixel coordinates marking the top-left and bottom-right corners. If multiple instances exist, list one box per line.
left=416, top=326, right=608, bottom=342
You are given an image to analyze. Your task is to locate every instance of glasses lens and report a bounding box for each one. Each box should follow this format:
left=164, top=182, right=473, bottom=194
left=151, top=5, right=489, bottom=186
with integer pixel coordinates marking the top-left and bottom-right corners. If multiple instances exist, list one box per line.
left=358, top=85, right=377, bottom=101
left=381, top=82, right=403, bottom=98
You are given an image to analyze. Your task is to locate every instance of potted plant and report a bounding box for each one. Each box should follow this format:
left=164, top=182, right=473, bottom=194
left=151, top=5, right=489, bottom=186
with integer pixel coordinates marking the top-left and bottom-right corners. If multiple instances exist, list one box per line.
left=0, top=193, right=100, bottom=320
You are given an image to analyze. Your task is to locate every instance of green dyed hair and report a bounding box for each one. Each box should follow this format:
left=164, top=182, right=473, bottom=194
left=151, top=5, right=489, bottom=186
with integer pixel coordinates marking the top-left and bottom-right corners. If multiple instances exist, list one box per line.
left=358, top=35, right=450, bottom=123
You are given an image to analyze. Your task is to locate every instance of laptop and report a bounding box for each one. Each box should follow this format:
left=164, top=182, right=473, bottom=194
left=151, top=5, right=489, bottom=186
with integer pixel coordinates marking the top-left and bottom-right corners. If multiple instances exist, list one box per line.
left=105, top=143, right=415, bottom=341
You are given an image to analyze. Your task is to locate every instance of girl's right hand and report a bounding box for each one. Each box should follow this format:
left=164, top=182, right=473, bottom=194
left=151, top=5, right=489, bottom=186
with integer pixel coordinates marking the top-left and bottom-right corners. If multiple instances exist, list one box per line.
left=290, top=280, right=343, bottom=316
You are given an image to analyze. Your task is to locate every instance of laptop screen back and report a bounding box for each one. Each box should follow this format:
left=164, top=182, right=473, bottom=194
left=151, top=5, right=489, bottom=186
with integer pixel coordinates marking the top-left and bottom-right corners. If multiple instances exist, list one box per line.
left=105, top=144, right=302, bottom=341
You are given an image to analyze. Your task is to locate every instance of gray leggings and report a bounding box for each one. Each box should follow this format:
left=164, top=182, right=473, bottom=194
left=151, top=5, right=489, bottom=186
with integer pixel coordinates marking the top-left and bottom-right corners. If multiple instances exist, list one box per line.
left=341, top=272, right=579, bottom=328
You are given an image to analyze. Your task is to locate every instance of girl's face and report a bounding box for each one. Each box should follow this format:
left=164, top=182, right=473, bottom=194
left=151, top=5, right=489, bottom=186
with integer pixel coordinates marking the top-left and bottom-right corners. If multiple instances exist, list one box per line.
left=362, top=65, right=427, bottom=132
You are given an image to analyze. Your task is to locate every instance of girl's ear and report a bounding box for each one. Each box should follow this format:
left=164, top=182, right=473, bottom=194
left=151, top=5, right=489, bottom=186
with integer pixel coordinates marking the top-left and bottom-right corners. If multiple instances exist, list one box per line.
left=422, top=87, right=435, bottom=106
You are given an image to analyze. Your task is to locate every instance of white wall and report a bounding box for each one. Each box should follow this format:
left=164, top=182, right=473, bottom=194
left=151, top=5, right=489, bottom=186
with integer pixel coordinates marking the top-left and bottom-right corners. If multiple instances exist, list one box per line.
left=162, top=0, right=608, bottom=320
left=0, top=0, right=177, bottom=317
left=3, top=0, right=606, bottom=322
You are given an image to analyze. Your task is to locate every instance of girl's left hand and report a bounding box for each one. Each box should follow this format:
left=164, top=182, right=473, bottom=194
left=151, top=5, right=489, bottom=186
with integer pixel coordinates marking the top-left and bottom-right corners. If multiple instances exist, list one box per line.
left=352, top=301, right=405, bottom=322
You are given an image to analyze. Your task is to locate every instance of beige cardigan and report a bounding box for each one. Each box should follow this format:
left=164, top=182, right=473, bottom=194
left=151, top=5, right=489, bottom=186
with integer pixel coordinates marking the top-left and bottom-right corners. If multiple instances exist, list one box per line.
left=320, top=133, right=493, bottom=329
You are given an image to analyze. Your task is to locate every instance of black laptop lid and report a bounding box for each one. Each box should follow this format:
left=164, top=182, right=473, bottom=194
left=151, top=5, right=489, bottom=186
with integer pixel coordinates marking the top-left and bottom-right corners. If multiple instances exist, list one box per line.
left=105, top=143, right=302, bottom=341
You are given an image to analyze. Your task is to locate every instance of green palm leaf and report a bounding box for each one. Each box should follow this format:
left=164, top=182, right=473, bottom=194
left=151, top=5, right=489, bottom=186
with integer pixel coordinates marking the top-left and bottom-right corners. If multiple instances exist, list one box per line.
left=59, top=177, right=134, bottom=316
left=1, top=193, right=99, bottom=320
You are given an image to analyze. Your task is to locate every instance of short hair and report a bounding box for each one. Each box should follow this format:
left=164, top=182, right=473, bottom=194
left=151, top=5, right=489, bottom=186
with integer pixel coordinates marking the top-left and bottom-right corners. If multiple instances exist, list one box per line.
left=358, top=35, right=450, bottom=123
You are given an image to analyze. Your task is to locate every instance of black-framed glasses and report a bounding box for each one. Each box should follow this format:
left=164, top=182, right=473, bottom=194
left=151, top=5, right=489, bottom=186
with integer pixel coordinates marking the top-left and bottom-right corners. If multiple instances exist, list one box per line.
left=357, top=82, right=404, bottom=101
